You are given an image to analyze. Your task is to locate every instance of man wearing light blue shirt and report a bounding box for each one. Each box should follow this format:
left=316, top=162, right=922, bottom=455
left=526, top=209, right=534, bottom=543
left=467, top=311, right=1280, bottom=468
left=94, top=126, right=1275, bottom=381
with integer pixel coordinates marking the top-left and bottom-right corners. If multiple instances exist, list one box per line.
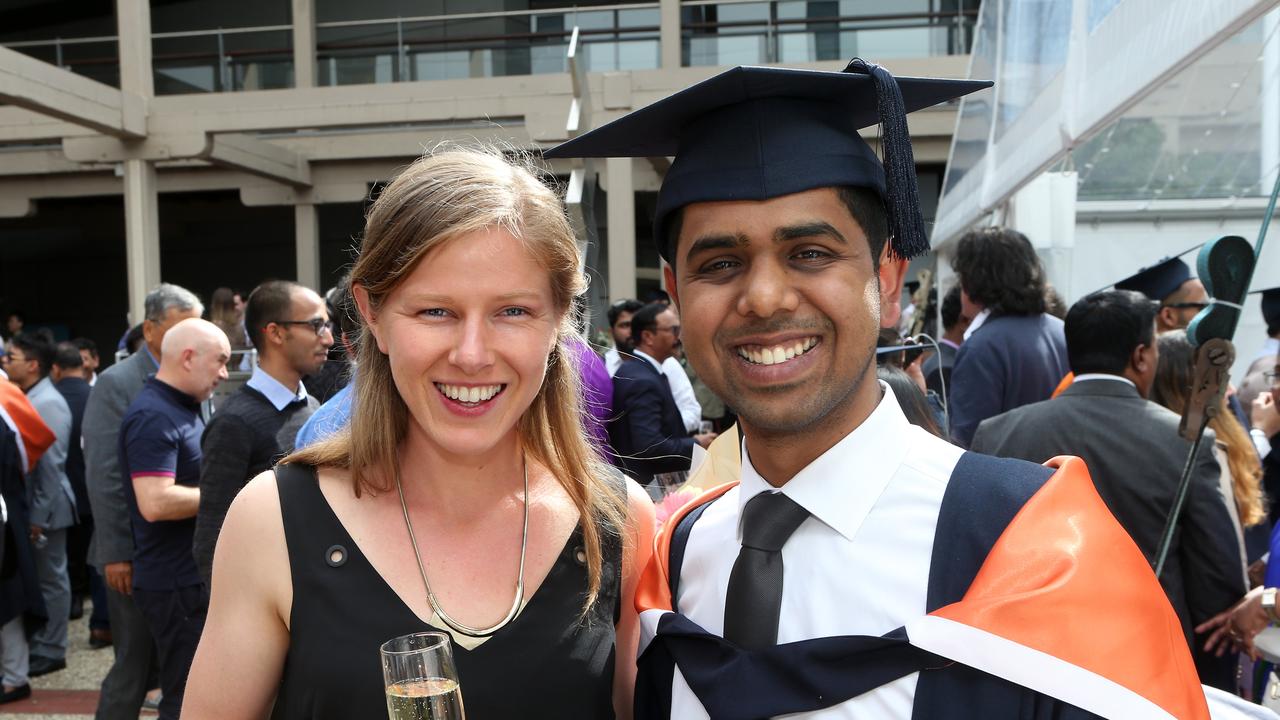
left=193, top=281, right=329, bottom=591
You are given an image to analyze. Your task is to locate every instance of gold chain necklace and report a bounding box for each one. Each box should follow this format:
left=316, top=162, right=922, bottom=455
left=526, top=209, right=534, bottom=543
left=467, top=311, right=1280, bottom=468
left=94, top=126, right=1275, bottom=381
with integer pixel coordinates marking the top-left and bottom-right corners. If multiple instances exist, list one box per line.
left=394, top=459, right=528, bottom=638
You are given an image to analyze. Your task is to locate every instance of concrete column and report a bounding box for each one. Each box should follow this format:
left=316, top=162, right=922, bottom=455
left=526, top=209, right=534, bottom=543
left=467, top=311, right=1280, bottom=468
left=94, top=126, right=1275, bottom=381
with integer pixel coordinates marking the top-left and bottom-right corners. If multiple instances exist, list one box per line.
left=660, top=0, right=681, bottom=70
left=292, top=0, right=318, bottom=88
left=123, top=159, right=161, bottom=324
left=606, top=157, right=636, bottom=302
left=118, top=0, right=157, bottom=324
left=295, top=203, right=321, bottom=290
left=116, top=0, right=154, bottom=97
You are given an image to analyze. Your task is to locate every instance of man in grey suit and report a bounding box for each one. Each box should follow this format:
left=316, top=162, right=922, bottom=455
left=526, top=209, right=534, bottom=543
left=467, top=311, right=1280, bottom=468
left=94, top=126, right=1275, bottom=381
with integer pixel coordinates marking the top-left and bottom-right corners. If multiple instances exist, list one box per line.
left=971, top=289, right=1245, bottom=691
left=1, top=333, right=78, bottom=677
left=82, top=284, right=202, bottom=720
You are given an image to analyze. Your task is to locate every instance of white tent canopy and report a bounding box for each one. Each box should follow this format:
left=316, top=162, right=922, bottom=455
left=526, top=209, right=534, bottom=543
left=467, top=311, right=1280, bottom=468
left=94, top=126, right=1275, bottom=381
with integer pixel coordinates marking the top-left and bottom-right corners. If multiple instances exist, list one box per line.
left=933, top=0, right=1280, bottom=248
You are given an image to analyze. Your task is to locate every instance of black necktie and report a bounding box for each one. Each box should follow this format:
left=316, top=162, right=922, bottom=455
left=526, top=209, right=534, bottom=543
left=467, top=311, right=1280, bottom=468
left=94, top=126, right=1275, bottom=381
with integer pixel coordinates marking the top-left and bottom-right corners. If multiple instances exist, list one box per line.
left=723, top=491, right=811, bottom=651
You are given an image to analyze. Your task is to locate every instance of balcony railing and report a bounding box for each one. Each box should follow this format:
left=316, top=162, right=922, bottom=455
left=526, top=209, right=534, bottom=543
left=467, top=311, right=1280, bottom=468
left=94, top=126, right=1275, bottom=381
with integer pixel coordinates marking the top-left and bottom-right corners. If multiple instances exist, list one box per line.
left=1, top=1, right=975, bottom=94
left=682, top=1, right=977, bottom=67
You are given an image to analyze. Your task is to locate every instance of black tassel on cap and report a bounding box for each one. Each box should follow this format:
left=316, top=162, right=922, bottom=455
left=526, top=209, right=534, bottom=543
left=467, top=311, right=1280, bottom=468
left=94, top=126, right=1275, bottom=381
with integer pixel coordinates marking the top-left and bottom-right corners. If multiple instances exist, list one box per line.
left=843, top=58, right=930, bottom=260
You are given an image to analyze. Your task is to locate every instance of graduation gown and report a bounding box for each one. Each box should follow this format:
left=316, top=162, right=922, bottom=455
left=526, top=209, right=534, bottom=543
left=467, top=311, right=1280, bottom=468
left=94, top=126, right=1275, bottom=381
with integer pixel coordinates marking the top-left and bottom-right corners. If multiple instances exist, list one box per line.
left=634, top=432, right=1209, bottom=720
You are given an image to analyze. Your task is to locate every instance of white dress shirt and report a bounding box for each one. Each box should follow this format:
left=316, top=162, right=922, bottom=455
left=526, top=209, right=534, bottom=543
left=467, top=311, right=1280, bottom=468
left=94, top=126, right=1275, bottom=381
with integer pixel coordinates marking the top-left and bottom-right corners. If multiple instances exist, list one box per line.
left=671, top=385, right=964, bottom=719
left=1071, top=373, right=1136, bottom=389
left=962, top=308, right=991, bottom=341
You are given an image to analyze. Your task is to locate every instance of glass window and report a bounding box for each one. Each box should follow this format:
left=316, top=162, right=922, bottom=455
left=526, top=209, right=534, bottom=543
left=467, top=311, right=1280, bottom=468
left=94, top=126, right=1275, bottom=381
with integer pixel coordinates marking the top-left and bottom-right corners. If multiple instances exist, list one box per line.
left=687, top=35, right=767, bottom=66
left=413, top=50, right=472, bottom=80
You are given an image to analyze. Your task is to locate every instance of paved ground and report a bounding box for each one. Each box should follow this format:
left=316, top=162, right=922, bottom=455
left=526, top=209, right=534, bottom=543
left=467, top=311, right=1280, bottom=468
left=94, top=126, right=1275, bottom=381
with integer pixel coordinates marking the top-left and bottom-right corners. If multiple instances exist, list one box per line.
left=0, top=612, right=154, bottom=719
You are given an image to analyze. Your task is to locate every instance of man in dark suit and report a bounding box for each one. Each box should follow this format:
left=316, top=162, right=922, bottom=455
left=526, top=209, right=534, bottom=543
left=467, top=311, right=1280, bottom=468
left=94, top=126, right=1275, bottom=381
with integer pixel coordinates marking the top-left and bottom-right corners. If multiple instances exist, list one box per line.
left=971, top=289, right=1244, bottom=690
left=51, top=342, right=107, bottom=641
left=82, top=283, right=202, bottom=720
left=609, top=303, right=716, bottom=495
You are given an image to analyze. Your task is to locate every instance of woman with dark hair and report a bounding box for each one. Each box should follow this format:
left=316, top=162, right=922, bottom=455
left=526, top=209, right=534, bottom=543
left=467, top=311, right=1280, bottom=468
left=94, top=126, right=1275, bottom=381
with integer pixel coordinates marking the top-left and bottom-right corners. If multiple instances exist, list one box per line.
left=947, top=227, right=1069, bottom=446
left=876, top=365, right=943, bottom=438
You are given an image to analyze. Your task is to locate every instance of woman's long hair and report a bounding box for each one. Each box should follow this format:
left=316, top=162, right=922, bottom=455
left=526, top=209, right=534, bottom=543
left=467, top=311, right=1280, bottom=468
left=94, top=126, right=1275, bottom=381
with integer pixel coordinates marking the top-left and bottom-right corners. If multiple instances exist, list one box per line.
left=210, top=287, right=239, bottom=326
left=1151, top=330, right=1265, bottom=527
left=285, top=147, right=627, bottom=611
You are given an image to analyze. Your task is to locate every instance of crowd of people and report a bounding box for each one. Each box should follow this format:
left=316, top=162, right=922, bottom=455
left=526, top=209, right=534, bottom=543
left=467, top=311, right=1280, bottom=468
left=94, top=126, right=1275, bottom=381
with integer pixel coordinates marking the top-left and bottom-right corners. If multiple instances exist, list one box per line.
left=0, top=59, right=1276, bottom=719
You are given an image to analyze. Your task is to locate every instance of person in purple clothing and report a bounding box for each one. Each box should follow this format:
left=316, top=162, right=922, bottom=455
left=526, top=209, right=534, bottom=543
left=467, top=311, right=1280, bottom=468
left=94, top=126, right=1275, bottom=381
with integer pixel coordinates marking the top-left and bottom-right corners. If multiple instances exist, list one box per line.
left=568, top=336, right=613, bottom=456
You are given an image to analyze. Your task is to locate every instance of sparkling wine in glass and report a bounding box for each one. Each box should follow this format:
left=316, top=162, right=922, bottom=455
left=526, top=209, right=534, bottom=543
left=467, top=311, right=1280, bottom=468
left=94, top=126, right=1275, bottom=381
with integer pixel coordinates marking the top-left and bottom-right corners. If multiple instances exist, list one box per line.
left=381, top=631, right=465, bottom=720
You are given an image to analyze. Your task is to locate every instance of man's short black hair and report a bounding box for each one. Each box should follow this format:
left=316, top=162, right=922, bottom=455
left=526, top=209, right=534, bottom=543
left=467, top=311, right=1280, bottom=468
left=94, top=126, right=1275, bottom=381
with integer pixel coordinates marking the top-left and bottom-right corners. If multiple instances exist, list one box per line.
left=940, top=285, right=963, bottom=332
left=1065, top=290, right=1158, bottom=376
left=953, top=227, right=1048, bottom=317
left=9, top=332, right=53, bottom=377
left=54, top=341, right=84, bottom=370
left=72, top=337, right=99, bottom=359
left=663, top=186, right=889, bottom=271
left=245, top=280, right=304, bottom=351
left=629, top=303, right=669, bottom=346
left=608, top=299, right=644, bottom=328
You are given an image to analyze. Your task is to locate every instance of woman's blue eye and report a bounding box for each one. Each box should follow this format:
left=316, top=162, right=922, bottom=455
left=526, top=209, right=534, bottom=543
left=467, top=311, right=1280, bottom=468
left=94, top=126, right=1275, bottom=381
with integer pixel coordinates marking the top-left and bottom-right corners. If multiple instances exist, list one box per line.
left=421, top=308, right=448, bottom=318
left=502, top=307, right=529, bottom=317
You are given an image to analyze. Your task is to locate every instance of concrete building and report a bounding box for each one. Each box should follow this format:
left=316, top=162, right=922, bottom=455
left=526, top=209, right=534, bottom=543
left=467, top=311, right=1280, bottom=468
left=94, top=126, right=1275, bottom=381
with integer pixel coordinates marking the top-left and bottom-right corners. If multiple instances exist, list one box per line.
left=1, top=0, right=978, bottom=356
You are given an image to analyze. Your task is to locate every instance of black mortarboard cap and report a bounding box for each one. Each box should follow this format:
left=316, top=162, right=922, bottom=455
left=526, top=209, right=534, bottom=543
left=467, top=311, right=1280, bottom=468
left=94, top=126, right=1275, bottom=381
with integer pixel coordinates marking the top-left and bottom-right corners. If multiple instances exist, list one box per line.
left=1255, top=287, right=1280, bottom=329
left=544, top=61, right=991, bottom=264
left=1114, top=257, right=1194, bottom=302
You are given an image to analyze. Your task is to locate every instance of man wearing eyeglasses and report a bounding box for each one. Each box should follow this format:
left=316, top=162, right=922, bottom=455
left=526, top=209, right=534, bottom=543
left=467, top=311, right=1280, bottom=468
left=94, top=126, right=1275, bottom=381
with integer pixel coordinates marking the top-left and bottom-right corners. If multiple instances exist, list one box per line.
left=608, top=303, right=717, bottom=499
left=1115, top=256, right=1210, bottom=333
left=193, top=281, right=331, bottom=592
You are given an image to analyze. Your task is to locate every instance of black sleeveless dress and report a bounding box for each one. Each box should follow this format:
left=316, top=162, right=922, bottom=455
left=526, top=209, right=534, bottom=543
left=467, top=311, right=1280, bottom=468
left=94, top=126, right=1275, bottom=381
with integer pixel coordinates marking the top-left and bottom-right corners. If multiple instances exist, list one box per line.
left=271, top=463, right=620, bottom=719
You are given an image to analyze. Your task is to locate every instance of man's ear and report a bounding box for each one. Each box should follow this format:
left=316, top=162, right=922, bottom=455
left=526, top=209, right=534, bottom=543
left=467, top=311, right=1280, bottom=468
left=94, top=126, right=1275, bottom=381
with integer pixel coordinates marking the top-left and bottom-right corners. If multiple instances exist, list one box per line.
left=663, top=262, right=680, bottom=314
left=1131, top=342, right=1150, bottom=374
left=877, top=244, right=910, bottom=330
left=352, top=283, right=386, bottom=353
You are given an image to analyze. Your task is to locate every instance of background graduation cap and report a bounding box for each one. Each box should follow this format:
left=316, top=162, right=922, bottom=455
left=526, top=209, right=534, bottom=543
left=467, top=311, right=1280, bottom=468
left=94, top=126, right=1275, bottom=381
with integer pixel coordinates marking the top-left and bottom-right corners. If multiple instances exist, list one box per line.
left=544, top=61, right=991, bottom=264
left=1115, top=257, right=1194, bottom=303
left=1250, top=286, right=1280, bottom=330
left=1096, top=243, right=1203, bottom=300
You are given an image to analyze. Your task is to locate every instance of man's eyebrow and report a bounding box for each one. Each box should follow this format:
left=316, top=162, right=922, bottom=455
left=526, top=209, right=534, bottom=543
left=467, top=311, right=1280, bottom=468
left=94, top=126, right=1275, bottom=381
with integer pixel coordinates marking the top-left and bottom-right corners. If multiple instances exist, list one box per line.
left=775, top=222, right=847, bottom=245
left=685, top=233, right=748, bottom=265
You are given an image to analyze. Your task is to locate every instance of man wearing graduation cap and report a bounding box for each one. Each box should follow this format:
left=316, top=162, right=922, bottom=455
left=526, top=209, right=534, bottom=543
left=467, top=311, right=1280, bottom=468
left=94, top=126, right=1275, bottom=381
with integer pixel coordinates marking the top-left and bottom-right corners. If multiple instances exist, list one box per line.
left=1116, top=256, right=1210, bottom=333
left=548, top=61, right=1212, bottom=718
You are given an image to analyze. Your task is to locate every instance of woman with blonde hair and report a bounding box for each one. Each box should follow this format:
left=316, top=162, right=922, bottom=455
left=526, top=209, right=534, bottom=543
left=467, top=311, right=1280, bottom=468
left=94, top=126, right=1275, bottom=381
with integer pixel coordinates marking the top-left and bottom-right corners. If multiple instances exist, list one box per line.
left=183, top=149, right=654, bottom=719
left=1152, top=329, right=1265, bottom=570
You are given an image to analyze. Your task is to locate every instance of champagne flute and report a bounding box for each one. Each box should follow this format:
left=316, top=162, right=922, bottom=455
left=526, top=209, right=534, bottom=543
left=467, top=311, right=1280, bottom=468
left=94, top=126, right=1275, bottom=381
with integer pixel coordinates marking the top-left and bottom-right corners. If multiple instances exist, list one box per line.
left=381, top=631, right=466, bottom=720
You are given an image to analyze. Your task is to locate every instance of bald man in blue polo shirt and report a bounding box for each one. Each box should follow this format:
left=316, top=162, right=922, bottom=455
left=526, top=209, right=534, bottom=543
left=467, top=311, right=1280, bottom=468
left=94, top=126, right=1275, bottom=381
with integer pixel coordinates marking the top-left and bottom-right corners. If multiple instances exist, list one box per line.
left=119, top=320, right=229, bottom=720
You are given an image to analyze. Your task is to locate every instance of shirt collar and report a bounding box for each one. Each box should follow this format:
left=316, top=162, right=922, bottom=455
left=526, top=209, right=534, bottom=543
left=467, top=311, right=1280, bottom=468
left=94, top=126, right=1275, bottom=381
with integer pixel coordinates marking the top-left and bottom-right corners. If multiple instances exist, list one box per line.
left=247, top=365, right=308, bottom=411
left=737, top=381, right=912, bottom=543
left=631, top=349, right=665, bottom=374
left=149, top=377, right=201, bottom=411
left=1072, top=373, right=1136, bottom=389
left=963, top=308, right=992, bottom=340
